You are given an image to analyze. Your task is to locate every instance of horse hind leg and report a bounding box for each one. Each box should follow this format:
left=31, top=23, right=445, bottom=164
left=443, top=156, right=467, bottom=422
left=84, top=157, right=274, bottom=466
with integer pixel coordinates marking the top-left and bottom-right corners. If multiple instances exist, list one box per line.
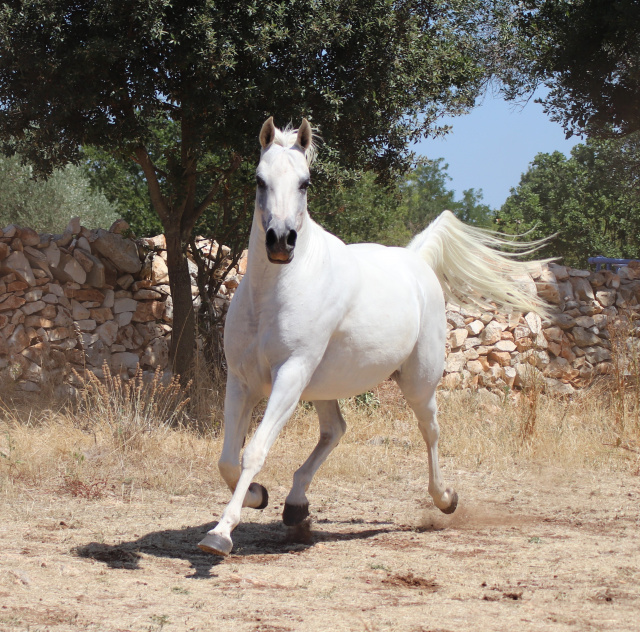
left=399, top=384, right=458, bottom=515
left=283, top=399, right=346, bottom=526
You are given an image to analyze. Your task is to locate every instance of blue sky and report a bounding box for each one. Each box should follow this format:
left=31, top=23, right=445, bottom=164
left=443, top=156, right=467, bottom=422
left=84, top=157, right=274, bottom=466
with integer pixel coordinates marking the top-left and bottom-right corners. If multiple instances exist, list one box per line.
left=414, top=90, right=581, bottom=210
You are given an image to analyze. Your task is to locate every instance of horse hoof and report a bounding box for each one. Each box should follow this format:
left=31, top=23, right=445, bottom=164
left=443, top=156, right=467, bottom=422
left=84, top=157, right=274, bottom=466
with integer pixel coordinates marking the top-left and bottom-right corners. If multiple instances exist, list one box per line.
left=198, top=532, right=233, bottom=556
left=249, top=482, right=269, bottom=509
left=440, top=489, right=458, bottom=515
left=283, top=502, right=310, bottom=526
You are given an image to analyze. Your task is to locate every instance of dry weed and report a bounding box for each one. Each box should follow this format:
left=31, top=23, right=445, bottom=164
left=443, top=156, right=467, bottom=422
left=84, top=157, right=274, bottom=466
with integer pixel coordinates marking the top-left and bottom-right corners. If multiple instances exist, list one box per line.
left=185, top=351, right=226, bottom=433
left=1, top=360, right=639, bottom=504
left=517, top=363, right=546, bottom=446
left=607, top=311, right=640, bottom=436
left=72, top=362, right=191, bottom=451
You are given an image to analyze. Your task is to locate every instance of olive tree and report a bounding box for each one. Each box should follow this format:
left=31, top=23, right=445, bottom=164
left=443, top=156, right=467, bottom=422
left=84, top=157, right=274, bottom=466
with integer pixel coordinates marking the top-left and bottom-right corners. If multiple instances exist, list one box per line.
left=0, top=0, right=497, bottom=375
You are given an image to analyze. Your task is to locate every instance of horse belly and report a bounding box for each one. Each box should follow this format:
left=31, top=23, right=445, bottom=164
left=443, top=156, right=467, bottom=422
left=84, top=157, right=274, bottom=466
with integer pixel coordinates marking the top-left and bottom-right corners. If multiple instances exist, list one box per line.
left=301, top=316, right=419, bottom=401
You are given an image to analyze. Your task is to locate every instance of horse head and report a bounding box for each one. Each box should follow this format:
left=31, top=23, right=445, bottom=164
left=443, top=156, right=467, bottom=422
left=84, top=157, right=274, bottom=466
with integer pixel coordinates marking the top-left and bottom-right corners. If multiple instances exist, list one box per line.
left=255, top=117, right=314, bottom=264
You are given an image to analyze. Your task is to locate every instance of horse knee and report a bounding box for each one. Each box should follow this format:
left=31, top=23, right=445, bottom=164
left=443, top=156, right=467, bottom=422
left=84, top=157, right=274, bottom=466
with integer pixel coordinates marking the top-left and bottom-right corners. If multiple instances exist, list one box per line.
left=319, top=426, right=344, bottom=448
left=418, top=417, right=440, bottom=444
left=218, top=459, right=240, bottom=490
left=241, top=444, right=267, bottom=473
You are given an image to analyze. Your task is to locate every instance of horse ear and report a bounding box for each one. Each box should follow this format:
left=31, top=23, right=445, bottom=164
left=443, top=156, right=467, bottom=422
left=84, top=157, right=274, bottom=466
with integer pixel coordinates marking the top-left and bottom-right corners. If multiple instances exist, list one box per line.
left=260, top=117, right=276, bottom=148
left=296, top=119, right=312, bottom=152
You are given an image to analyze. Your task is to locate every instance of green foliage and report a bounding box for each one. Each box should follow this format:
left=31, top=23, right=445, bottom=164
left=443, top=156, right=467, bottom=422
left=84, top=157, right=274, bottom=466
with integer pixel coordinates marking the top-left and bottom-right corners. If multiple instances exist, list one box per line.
left=496, top=134, right=640, bottom=267
left=0, top=154, right=117, bottom=233
left=84, top=147, right=492, bottom=248
left=501, top=0, right=640, bottom=138
left=0, top=0, right=494, bottom=178
left=0, top=0, right=500, bottom=373
left=311, top=173, right=408, bottom=246
left=401, top=160, right=494, bottom=235
left=82, top=146, right=161, bottom=237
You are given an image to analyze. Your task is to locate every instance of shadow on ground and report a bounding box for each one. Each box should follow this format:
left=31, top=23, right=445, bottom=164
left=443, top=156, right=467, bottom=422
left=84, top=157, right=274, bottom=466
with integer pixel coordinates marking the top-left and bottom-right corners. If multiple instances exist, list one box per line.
left=73, top=518, right=416, bottom=578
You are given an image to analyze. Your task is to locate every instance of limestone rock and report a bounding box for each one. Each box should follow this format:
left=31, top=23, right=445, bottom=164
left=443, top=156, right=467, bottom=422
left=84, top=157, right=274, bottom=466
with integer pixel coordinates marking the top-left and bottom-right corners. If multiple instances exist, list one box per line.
left=449, top=328, right=468, bottom=348
left=596, top=288, right=616, bottom=307
left=151, top=254, right=169, bottom=284
left=90, top=307, right=114, bottom=324
left=22, top=300, right=45, bottom=316
left=570, top=277, right=595, bottom=301
left=77, top=319, right=97, bottom=332
left=8, top=324, right=30, bottom=354
left=73, top=249, right=106, bottom=288
left=109, top=219, right=131, bottom=234
left=0, top=295, right=26, bottom=312
left=467, top=360, right=484, bottom=375
left=141, top=337, right=169, bottom=369
left=117, top=274, right=135, bottom=290
left=494, top=339, right=517, bottom=353
left=481, top=320, right=505, bottom=345
left=112, top=352, right=140, bottom=372
left=572, top=326, right=601, bottom=347
left=487, top=350, right=511, bottom=366
left=4, top=251, right=36, bottom=286
left=95, top=320, right=118, bottom=346
left=466, top=320, right=484, bottom=336
left=92, top=229, right=142, bottom=274
left=66, top=217, right=81, bottom=234
left=445, top=351, right=466, bottom=373
left=116, top=311, right=133, bottom=327
left=85, top=341, right=111, bottom=368
left=113, top=297, right=138, bottom=314
left=544, top=378, right=574, bottom=397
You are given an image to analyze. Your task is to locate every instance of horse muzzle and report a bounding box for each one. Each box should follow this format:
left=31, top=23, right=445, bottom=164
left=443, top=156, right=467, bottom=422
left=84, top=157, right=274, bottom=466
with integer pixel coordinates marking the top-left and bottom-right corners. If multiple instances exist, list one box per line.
left=266, top=227, right=297, bottom=264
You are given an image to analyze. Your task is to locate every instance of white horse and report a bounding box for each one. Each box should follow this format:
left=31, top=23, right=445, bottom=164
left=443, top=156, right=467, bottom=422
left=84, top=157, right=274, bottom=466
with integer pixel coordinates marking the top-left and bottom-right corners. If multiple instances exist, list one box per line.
left=198, top=118, right=547, bottom=556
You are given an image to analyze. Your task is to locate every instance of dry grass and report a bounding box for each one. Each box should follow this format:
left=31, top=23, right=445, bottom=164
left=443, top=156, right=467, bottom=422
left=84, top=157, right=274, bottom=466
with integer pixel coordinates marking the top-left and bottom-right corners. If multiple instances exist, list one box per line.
left=1, top=360, right=639, bottom=505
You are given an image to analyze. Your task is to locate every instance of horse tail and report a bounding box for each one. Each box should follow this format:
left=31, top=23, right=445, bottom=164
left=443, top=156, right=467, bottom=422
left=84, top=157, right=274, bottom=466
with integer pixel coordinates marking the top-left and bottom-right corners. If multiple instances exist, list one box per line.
left=407, top=210, right=551, bottom=315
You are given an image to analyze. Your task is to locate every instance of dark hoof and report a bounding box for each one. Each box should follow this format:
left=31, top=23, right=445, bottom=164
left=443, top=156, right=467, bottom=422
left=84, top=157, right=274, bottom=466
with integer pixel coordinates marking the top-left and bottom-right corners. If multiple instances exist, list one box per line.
left=249, top=482, right=269, bottom=509
left=440, top=490, right=458, bottom=515
left=198, top=532, right=233, bottom=556
left=282, top=502, right=310, bottom=526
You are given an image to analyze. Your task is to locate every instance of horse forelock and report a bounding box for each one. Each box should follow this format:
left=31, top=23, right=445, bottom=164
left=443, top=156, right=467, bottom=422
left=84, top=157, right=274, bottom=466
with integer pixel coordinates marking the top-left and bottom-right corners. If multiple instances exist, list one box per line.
left=272, top=124, right=318, bottom=167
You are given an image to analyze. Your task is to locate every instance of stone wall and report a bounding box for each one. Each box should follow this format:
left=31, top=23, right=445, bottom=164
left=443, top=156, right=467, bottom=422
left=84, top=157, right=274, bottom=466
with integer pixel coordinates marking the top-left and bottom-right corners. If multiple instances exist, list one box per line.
left=0, top=218, right=243, bottom=396
left=0, top=217, right=636, bottom=397
left=443, top=261, right=640, bottom=396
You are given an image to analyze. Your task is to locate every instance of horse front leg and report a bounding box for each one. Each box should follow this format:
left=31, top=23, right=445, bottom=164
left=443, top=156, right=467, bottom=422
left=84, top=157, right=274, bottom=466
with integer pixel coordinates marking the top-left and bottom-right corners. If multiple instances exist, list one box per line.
left=217, top=375, right=265, bottom=509
left=283, top=399, right=346, bottom=525
left=198, top=360, right=309, bottom=556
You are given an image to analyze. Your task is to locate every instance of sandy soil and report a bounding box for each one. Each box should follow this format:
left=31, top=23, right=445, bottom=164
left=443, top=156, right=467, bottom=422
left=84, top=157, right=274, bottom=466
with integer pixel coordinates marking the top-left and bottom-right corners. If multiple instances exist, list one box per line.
left=1, top=454, right=639, bottom=632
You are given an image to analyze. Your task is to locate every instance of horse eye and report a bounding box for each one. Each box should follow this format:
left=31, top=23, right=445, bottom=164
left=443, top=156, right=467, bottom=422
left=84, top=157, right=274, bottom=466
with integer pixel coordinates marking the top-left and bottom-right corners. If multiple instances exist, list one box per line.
left=300, top=180, right=310, bottom=191
left=256, top=176, right=266, bottom=189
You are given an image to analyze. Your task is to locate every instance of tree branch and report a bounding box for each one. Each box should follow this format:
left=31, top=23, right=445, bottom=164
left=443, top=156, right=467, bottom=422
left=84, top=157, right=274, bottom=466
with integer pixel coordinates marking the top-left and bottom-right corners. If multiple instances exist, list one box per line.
left=133, top=146, right=171, bottom=225
left=182, top=154, right=245, bottom=236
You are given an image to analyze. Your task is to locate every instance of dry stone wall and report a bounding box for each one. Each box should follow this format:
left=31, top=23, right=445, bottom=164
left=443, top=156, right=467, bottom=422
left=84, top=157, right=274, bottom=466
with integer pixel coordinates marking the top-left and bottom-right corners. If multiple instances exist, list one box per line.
left=0, top=218, right=244, bottom=397
left=0, top=217, right=636, bottom=397
left=443, top=261, right=640, bottom=396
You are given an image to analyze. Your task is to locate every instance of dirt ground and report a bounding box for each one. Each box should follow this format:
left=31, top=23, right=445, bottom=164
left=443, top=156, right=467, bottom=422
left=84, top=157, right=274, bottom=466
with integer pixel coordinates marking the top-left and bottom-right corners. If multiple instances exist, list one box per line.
left=1, top=454, right=639, bottom=632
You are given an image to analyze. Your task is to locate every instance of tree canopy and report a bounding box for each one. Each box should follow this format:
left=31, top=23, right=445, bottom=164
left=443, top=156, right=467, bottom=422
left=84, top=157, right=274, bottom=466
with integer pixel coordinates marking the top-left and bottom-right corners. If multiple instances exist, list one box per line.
left=0, top=0, right=499, bottom=375
left=501, top=0, right=640, bottom=138
left=496, top=133, right=640, bottom=267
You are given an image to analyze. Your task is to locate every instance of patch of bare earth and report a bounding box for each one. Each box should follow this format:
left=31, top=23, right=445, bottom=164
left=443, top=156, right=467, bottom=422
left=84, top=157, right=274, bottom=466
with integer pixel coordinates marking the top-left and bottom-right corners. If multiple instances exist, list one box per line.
left=1, top=460, right=639, bottom=632
left=1, top=379, right=640, bottom=631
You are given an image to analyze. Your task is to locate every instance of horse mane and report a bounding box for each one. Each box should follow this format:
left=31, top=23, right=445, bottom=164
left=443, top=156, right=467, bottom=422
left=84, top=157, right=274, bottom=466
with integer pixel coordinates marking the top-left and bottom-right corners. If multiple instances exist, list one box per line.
left=272, top=124, right=319, bottom=166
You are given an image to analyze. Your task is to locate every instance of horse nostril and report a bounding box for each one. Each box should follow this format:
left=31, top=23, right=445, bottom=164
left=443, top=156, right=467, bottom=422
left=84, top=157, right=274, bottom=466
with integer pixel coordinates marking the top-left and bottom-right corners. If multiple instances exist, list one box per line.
left=266, top=228, right=277, bottom=248
left=287, top=230, right=297, bottom=248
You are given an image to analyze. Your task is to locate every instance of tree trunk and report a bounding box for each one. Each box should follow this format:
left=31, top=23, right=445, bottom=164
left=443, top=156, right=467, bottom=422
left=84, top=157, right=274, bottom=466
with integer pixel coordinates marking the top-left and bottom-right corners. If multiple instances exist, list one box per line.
left=164, top=225, right=196, bottom=379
